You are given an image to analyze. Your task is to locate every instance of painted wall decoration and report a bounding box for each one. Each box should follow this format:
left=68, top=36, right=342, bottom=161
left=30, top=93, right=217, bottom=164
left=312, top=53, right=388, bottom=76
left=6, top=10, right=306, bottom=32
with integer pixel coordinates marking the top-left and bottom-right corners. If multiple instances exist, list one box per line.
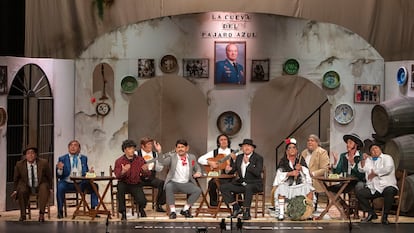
left=354, top=84, right=380, bottom=104
left=182, top=58, right=209, bottom=78
left=160, top=55, right=178, bottom=73
left=138, top=59, right=155, bottom=78
left=214, top=41, right=246, bottom=85
left=0, top=66, right=7, bottom=94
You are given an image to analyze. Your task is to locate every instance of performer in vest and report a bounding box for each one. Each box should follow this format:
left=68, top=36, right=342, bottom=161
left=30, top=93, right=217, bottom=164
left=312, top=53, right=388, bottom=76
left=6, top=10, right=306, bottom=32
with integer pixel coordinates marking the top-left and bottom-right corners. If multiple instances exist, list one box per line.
left=136, top=136, right=166, bottom=212
left=198, top=134, right=237, bottom=206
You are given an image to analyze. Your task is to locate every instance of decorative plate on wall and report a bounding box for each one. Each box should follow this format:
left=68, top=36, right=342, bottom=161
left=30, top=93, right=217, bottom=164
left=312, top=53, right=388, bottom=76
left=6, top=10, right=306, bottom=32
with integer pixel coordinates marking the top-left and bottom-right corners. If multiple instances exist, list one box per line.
left=283, top=59, right=299, bottom=75
left=216, top=111, right=242, bottom=136
left=96, top=102, right=111, bottom=116
left=334, top=103, right=354, bottom=125
left=121, top=75, right=138, bottom=93
left=160, top=55, right=178, bottom=73
left=0, top=107, right=7, bottom=127
left=396, top=66, right=408, bottom=86
left=323, top=71, right=340, bottom=89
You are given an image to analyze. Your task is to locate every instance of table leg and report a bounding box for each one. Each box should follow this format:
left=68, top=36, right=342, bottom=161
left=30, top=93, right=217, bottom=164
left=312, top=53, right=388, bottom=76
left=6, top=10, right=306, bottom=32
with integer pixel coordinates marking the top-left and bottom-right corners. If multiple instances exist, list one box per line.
left=72, top=182, right=90, bottom=219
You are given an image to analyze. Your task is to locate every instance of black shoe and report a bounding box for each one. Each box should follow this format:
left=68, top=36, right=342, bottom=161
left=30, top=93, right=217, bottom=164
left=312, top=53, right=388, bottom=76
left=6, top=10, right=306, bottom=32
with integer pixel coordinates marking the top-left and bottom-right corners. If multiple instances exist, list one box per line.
left=180, top=209, right=193, bottom=218
left=210, top=201, right=218, bottom=207
left=381, top=214, right=389, bottom=225
left=139, top=208, right=147, bottom=218
left=156, top=204, right=166, bottom=212
left=230, top=208, right=243, bottom=218
left=169, top=212, right=177, bottom=219
left=242, top=210, right=251, bottom=220
left=19, top=216, right=26, bottom=221
left=120, top=211, right=127, bottom=221
left=57, top=211, right=63, bottom=219
left=361, top=213, right=378, bottom=223
left=38, top=213, right=45, bottom=222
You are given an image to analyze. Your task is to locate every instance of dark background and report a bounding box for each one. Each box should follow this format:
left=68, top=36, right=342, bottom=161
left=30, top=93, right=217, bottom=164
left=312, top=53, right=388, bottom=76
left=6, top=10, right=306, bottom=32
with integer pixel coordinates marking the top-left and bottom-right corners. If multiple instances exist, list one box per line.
left=0, top=0, right=24, bottom=56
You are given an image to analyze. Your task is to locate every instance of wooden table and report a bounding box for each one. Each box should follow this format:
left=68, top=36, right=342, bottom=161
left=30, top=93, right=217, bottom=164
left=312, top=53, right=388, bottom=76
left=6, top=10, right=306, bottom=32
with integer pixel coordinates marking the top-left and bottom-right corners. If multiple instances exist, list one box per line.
left=70, top=175, right=115, bottom=220
left=195, top=174, right=235, bottom=218
left=314, top=176, right=357, bottom=220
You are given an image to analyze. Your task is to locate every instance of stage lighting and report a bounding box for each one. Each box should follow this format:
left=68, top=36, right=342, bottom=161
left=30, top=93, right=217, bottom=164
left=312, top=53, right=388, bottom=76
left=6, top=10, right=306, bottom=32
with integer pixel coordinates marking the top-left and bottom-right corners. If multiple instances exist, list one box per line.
left=196, top=226, right=208, bottom=233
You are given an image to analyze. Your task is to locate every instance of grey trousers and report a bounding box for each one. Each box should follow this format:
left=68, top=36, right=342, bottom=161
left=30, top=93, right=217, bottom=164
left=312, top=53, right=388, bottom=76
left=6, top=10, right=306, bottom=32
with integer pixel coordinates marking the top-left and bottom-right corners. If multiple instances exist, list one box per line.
left=165, top=181, right=201, bottom=206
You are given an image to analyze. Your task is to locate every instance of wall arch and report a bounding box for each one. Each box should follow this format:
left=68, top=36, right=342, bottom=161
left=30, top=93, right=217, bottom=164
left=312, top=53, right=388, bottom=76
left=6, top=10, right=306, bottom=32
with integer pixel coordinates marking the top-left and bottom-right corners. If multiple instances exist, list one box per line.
left=251, top=75, right=330, bottom=192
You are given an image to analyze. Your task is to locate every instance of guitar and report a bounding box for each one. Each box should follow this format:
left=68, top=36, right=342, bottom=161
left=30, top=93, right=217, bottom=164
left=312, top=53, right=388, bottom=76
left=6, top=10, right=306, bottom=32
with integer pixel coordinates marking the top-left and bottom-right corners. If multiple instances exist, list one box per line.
left=204, top=149, right=239, bottom=173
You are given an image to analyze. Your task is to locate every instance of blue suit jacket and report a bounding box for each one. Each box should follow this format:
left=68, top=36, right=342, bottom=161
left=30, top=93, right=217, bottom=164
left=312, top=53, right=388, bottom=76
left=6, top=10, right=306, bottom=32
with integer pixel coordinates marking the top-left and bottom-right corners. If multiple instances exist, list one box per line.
left=215, top=60, right=244, bottom=84
left=56, top=154, right=89, bottom=180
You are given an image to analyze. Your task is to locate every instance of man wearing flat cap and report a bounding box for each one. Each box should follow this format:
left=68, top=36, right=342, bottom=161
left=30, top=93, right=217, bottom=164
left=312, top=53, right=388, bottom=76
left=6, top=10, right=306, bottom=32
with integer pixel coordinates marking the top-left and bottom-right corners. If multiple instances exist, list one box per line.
left=220, top=139, right=263, bottom=220
left=11, top=145, right=52, bottom=222
left=330, top=133, right=366, bottom=193
left=357, top=142, right=397, bottom=225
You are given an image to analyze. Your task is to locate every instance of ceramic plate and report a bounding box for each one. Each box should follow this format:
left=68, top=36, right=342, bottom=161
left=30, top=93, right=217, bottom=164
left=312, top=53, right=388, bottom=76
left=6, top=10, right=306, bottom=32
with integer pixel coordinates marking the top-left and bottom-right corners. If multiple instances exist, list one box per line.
left=283, top=59, right=299, bottom=75
left=160, top=55, right=178, bottom=73
left=323, top=71, right=340, bottom=89
left=121, top=76, right=138, bottom=93
left=397, top=66, right=408, bottom=86
left=334, top=103, right=354, bottom=125
left=216, top=111, right=242, bottom=136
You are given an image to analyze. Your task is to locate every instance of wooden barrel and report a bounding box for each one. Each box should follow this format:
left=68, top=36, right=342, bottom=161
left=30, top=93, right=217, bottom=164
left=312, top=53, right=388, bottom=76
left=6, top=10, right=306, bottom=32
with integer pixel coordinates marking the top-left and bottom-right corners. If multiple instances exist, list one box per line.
left=384, top=134, right=414, bottom=173
left=401, top=175, right=414, bottom=215
left=371, top=96, right=414, bottom=137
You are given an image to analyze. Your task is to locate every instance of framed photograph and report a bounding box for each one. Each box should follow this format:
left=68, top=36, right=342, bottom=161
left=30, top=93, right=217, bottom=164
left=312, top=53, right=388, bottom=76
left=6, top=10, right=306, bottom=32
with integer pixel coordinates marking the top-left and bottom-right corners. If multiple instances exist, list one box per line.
left=354, top=84, right=380, bottom=104
left=0, top=66, right=7, bottom=94
left=138, top=59, right=155, bottom=78
left=411, top=64, right=414, bottom=89
left=183, top=58, right=209, bottom=78
left=214, top=41, right=246, bottom=85
left=251, top=59, right=270, bottom=82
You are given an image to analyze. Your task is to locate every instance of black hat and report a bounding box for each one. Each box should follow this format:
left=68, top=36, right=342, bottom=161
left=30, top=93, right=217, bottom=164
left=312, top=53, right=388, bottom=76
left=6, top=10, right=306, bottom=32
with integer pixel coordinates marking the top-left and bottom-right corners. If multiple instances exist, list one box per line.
left=369, top=141, right=383, bottom=151
left=23, top=145, right=38, bottom=155
left=239, top=139, right=256, bottom=148
left=343, top=133, right=363, bottom=149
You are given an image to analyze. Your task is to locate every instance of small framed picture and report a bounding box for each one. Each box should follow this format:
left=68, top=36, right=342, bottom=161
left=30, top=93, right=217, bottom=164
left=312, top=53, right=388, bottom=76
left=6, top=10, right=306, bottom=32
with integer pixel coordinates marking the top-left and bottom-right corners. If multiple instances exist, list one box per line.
left=138, top=59, right=155, bottom=78
left=214, top=41, right=246, bottom=85
left=411, top=64, right=414, bottom=89
left=354, top=84, right=380, bottom=104
left=251, top=59, right=270, bottom=82
left=0, top=66, right=7, bottom=94
left=183, top=58, right=209, bottom=78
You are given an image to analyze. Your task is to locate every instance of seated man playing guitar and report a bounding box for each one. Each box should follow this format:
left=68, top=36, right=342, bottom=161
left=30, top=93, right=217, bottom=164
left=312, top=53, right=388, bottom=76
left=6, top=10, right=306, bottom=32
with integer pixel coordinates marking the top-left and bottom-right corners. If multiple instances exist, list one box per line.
left=198, top=134, right=237, bottom=206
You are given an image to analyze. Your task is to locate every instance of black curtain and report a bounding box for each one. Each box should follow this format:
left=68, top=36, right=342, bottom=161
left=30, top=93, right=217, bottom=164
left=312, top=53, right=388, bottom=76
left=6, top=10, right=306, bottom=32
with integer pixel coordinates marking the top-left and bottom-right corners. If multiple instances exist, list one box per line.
left=0, top=0, right=25, bottom=56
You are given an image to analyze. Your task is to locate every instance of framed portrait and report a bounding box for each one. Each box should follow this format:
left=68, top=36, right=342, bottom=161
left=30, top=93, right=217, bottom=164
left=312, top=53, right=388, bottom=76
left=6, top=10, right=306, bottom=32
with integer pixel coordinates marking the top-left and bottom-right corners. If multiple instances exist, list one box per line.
left=138, top=59, right=155, bottom=78
left=0, top=66, right=7, bottom=94
left=214, top=41, right=246, bottom=85
left=251, top=59, right=270, bottom=82
left=354, top=84, right=380, bottom=104
left=182, top=58, right=209, bottom=78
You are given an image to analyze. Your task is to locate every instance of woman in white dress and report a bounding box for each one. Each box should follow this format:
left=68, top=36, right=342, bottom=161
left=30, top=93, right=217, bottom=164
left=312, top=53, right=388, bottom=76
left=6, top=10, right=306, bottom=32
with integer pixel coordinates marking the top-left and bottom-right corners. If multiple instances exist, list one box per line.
left=272, top=138, right=314, bottom=220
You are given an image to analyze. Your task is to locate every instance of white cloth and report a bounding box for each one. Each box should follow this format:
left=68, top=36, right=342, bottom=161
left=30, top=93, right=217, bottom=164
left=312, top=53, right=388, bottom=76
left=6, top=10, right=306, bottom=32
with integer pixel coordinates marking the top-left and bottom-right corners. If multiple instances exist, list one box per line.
left=241, top=153, right=251, bottom=178
left=273, top=165, right=314, bottom=200
left=358, top=153, right=397, bottom=194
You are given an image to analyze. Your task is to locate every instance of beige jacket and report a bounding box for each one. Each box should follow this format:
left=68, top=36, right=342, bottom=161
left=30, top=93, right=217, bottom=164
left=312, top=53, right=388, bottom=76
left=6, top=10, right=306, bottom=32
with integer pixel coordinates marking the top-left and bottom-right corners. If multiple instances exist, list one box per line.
left=300, top=146, right=330, bottom=192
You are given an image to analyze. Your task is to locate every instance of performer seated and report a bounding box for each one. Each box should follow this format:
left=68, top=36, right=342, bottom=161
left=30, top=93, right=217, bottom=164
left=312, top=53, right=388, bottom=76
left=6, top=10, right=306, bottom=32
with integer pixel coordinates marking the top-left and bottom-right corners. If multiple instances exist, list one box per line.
left=198, top=133, right=236, bottom=206
left=272, top=138, right=314, bottom=220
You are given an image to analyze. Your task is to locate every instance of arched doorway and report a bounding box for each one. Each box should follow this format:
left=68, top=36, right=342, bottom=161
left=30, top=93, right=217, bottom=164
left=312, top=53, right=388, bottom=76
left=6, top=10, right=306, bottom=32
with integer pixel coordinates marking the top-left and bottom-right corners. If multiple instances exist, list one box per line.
left=5, top=63, right=54, bottom=210
left=251, top=76, right=330, bottom=194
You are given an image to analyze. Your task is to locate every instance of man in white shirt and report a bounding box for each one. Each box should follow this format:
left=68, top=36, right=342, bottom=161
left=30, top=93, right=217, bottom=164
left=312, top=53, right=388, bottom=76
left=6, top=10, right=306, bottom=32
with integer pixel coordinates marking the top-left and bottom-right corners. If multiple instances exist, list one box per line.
left=198, top=134, right=236, bottom=206
left=357, top=142, right=398, bottom=224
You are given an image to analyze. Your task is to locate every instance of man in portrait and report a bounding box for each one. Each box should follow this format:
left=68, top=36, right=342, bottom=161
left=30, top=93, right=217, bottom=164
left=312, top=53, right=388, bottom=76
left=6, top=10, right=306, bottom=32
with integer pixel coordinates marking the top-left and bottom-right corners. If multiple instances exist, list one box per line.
left=215, top=43, right=245, bottom=84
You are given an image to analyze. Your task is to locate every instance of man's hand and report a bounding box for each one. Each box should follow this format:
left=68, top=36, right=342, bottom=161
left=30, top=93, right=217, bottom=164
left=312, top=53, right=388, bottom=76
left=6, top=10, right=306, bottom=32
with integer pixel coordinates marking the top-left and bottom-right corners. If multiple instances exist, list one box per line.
left=10, top=191, right=17, bottom=199
left=121, top=163, right=131, bottom=174
left=141, top=163, right=149, bottom=171
left=193, top=172, right=202, bottom=178
left=56, top=161, right=64, bottom=170
left=368, top=169, right=377, bottom=180
left=153, top=140, right=162, bottom=153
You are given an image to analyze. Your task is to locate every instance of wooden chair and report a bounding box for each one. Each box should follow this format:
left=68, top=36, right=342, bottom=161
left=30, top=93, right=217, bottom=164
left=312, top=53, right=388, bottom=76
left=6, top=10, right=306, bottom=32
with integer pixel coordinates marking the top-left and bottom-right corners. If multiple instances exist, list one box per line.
left=109, top=165, right=135, bottom=217
left=235, top=167, right=266, bottom=218
left=27, top=193, right=51, bottom=220
left=143, top=185, right=156, bottom=209
left=384, top=169, right=406, bottom=223
left=63, top=190, right=79, bottom=217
